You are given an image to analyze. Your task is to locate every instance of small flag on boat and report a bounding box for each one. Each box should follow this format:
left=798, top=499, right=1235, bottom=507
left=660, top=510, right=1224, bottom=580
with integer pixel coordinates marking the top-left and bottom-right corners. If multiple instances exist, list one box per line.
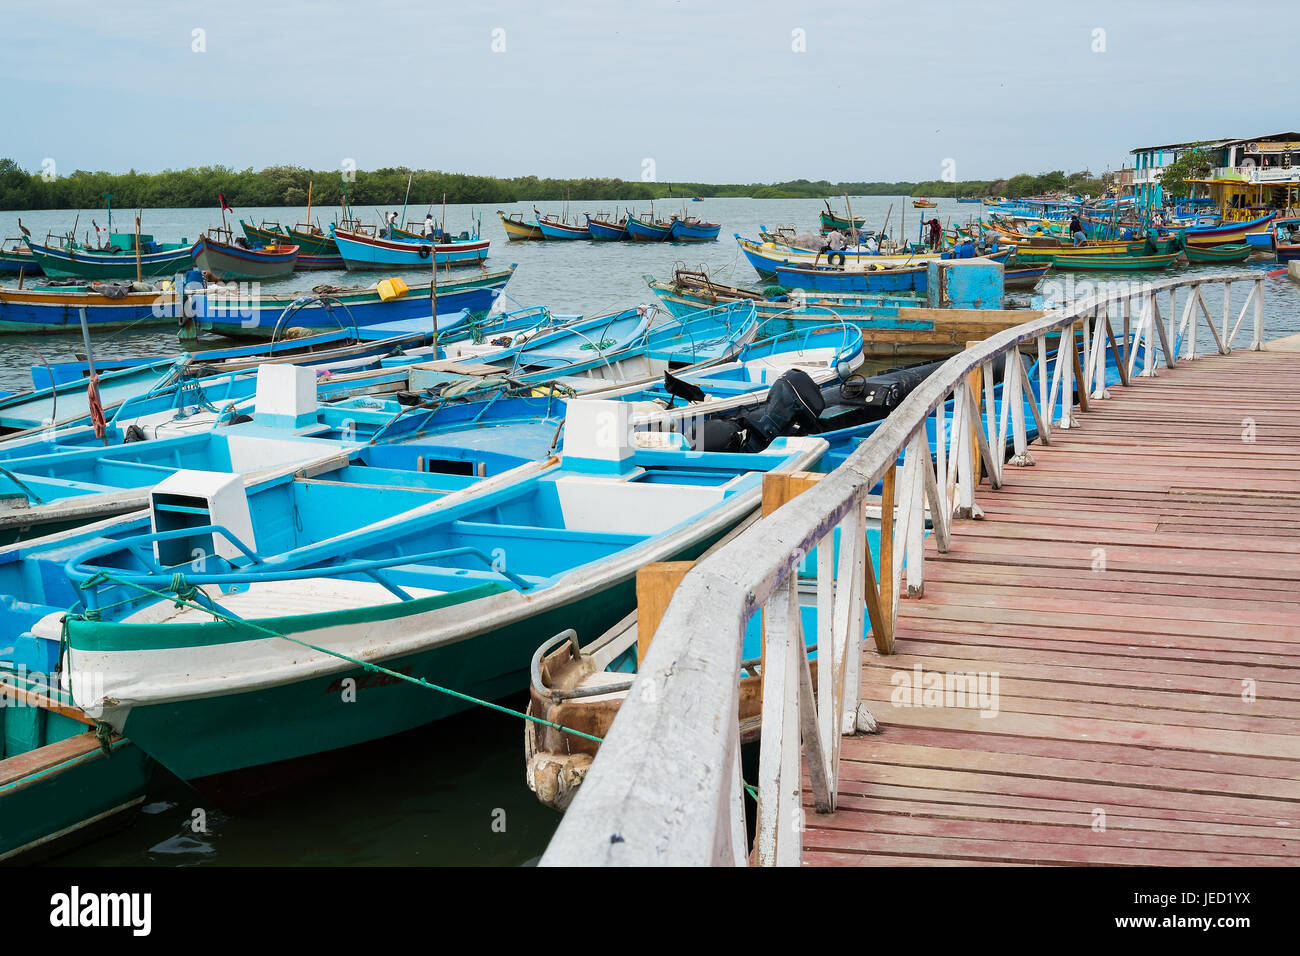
left=219, top=193, right=233, bottom=213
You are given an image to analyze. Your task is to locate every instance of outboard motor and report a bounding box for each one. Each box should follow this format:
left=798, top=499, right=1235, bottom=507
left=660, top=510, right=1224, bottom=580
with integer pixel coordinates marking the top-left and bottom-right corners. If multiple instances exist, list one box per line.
left=693, top=369, right=824, bottom=454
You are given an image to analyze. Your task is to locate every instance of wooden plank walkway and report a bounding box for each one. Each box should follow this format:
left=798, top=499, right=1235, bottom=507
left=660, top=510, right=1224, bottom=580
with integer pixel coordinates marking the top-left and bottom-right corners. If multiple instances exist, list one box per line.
left=804, top=349, right=1300, bottom=866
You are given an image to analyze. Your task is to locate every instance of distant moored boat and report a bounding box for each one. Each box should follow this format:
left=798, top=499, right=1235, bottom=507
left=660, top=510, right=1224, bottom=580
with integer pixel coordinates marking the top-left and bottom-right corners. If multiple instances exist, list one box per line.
left=585, top=214, right=629, bottom=241
left=331, top=226, right=490, bottom=269
left=23, top=234, right=193, bottom=280
left=536, top=213, right=590, bottom=240
left=626, top=213, right=673, bottom=242
left=191, top=232, right=299, bottom=280
left=498, top=210, right=545, bottom=241
left=668, top=217, right=721, bottom=242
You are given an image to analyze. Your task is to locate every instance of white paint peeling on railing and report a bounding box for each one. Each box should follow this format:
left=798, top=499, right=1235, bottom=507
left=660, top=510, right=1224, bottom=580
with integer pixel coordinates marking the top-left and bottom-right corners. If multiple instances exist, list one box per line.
left=540, top=271, right=1266, bottom=867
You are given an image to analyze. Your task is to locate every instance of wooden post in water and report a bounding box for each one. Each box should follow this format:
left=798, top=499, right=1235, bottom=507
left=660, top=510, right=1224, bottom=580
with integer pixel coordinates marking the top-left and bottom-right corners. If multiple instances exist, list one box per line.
left=134, top=214, right=142, bottom=283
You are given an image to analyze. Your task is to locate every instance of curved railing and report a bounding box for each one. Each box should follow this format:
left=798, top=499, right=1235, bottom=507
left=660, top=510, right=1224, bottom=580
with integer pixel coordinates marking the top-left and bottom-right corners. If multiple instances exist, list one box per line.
left=541, top=270, right=1268, bottom=866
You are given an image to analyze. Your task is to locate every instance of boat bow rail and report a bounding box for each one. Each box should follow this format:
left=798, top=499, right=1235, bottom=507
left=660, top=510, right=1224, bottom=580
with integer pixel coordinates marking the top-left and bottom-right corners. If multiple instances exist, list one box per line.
left=64, top=523, right=537, bottom=613
left=541, top=271, right=1268, bottom=867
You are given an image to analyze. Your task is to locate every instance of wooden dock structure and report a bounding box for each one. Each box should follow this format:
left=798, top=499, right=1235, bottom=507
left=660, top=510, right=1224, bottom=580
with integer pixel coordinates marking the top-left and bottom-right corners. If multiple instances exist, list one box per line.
left=805, top=348, right=1300, bottom=866
left=542, top=273, right=1296, bottom=868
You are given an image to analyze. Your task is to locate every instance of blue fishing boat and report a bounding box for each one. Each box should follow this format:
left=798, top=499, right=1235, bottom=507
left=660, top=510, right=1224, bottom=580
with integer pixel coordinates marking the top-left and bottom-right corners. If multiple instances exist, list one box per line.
left=190, top=265, right=515, bottom=338
left=23, top=235, right=194, bottom=280
left=645, top=271, right=924, bottom=322
left=421, top=302, right=759, bottom=391
left=32, top=323, right=441, bottom=389
left=18, top=403, right=827, bottom=781
left=0, top=237, right=43, bottom=275
left=364, top=319, right=865, bottom=457
left=736, top=233, right=1014, bottom=280
left=0, top=279, right=176, bottom=334
left=330, top=225, right=490, bottom=269
left=773, top=261, right=931, bottom=293
left=585, top=215, right=629, bottom=241
left=536, top=215, right=590, bottom=240
left=668, top=217, right=722, bottom=242
left=626, top=214, right=673, bottom=242
left=191, top=233, right=299, bottom=280
left=0, top=664, right=155, bottom=862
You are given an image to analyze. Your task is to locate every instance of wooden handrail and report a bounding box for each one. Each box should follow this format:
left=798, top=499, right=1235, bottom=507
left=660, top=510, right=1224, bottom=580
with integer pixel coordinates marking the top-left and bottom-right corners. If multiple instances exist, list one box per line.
left=541, top=271, right=1267, bottom=867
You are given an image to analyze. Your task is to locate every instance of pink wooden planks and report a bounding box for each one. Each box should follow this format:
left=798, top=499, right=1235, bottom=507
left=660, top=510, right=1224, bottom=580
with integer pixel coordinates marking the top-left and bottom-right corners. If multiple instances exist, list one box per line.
left=804, top=350, right=1300, bottom=867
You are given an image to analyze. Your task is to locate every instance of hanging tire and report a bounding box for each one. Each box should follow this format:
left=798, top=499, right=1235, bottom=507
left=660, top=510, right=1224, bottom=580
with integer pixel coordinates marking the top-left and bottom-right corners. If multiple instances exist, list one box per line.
left=827, top=251, right=846, bottom=266
left=418, top=245, right=432, bottom=259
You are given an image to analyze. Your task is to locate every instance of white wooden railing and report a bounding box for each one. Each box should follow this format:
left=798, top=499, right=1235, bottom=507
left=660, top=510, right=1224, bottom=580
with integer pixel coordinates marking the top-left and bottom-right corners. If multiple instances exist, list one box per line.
left=541, top=272, right=1267, bottom=867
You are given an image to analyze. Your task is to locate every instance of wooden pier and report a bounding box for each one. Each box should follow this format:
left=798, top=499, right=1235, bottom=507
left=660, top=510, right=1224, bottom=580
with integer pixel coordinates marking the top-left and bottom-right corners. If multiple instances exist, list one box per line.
left=542, top=273, right=1296, bottom=868
left=805, top=348, right=1300, bottom=866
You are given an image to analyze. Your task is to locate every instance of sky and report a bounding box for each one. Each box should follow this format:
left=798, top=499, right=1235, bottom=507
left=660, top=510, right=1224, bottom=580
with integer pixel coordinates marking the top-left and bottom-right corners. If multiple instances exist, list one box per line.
left=0, top=0, right=1291, bottom=184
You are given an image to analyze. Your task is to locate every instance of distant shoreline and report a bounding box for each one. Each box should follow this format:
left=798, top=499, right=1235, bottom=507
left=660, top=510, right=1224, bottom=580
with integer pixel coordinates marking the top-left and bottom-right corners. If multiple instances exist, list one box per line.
left=0, top=158, right=1106, bottom=212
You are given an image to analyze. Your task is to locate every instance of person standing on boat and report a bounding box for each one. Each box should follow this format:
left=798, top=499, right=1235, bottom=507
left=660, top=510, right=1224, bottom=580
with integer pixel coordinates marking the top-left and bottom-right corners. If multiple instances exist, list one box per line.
left=826, top=229, right=846, bottom=252
left=1069, top=215, right=1086, bottom=247
left=927, top=218, right=942, bottom=251
left=421, top=213, right=437, bottom=239
left=385, top=210, right=399, bottom=238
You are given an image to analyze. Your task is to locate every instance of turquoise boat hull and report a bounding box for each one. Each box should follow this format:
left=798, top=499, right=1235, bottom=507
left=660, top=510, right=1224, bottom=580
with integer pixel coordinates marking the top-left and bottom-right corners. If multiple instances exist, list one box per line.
left=24, top=238, right=194, bottom=280
left=0, top=669, right=155, bottom=862
left=668, top=219, right=721, bottom=242
left=627, top=216, right=672, bottom=242
left=193, top=266, right=515, bottom=338
left=585, top=217, right=628, bottom=241
left=331, top=227, right=490, bottom=269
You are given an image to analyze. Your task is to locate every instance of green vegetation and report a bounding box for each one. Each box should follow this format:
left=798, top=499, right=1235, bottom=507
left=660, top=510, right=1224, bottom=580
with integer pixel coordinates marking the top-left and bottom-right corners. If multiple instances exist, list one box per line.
left=1154, top=146, right=1214, bottom=200
left=0, top=159, right=1110, bottom=210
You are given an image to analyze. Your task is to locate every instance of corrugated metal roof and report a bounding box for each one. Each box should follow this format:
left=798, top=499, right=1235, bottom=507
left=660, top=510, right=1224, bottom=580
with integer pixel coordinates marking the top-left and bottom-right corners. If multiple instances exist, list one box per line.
left=1130, top=133, right=1300, bottom=154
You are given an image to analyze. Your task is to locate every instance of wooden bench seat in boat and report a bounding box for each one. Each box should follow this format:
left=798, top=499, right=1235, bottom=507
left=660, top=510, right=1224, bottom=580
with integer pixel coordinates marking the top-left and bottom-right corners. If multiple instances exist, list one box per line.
left=0, top=732, right=102, bottom=789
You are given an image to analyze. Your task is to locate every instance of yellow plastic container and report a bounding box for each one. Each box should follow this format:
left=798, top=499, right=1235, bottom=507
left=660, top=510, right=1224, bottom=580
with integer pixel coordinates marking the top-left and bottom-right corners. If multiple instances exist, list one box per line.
left=377, top=277, right=409, bottom=302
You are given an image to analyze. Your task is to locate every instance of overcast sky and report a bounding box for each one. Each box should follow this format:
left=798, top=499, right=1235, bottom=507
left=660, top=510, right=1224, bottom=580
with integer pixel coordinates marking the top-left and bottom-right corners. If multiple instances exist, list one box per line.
left=2, top=0, right=1289, bottom=183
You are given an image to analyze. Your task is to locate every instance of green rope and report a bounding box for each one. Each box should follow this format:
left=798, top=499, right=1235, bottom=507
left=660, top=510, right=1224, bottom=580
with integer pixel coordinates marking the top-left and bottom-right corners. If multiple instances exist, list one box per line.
left=74, top=572, right=767, bottom=801
left=73, top=571, right=604, bottom=746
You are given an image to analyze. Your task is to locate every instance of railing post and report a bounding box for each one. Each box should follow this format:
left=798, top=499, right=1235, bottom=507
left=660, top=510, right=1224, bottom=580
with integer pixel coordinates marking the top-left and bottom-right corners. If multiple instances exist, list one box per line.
left=1253, top=277, right=1265, bottom=350
left=1034, top=334, right=1052, bottom=445
left=1058, top=321, right=1078, bottom=427
left=1007, top=353, right=1034, bottom=466
left=1222, top=281, right=1232, bottom=354
left=953, top=384, right=978, bottom=516
left=756, top=576, right=803, bottom=867
left=1138, top=293, right=1158, bottom=378
left=902, top=434, right=926, bottom=598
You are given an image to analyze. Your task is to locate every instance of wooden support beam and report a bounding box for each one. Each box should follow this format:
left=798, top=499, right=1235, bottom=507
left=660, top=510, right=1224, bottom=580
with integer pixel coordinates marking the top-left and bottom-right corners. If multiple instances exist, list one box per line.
left=636, top=562, right=695, bottom=665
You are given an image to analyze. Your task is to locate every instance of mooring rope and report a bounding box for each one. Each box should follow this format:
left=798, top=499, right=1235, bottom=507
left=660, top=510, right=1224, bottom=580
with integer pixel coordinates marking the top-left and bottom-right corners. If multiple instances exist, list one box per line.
left=68, top=571, right=605, bottom=745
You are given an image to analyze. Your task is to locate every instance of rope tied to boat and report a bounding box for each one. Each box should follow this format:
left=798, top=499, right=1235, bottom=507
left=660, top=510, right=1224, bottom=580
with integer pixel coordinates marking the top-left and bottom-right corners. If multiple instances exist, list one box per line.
left=69, top=570, right=607, bottom=746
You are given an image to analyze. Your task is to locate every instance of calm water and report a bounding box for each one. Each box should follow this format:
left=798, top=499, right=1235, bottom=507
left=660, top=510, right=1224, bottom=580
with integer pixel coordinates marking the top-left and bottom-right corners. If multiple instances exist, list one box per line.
left=10, top=196, right=1300, bottom=866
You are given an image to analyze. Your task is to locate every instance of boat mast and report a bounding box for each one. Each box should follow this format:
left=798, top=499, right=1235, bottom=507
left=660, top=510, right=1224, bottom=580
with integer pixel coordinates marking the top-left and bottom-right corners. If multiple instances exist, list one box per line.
left=400, top=171, right=413, bottom=230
